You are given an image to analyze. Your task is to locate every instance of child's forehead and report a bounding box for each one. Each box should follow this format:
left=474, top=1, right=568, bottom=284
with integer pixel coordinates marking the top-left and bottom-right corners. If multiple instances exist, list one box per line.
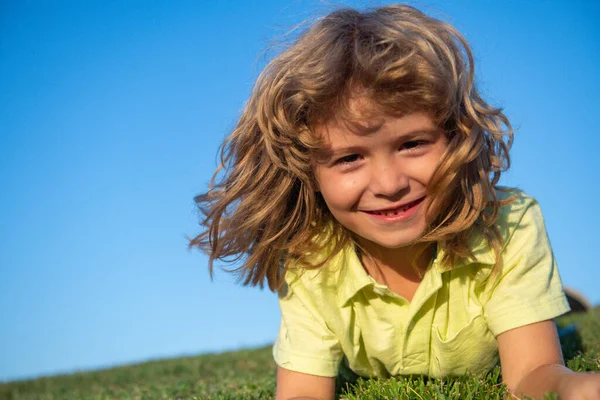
left=315, top=95, right=432, bottom=138
left=315, top=96, right=389, bottom=135
left=318, top=115, right=384, bottom=138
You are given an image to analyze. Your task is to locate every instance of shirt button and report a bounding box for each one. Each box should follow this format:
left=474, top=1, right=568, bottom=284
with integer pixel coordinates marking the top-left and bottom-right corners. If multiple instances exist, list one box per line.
left=373, top=287, right=386, bottom=296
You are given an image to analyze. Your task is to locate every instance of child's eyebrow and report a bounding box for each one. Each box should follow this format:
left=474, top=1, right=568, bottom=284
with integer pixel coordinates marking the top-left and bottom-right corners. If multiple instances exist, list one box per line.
left=315, top=145, right=362, bottom=160
left=353, top=127, right=441, bottom=138
left=314, top=128, right=441, bottom=162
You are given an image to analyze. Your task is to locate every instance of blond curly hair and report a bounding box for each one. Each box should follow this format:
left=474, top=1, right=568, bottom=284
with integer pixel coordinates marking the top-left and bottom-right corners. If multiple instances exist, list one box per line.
left=189, top=5, right=513, bottom=291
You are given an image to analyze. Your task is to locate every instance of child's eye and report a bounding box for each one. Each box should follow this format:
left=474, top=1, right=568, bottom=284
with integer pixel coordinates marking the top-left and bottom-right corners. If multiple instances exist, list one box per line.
left=335, top=154, right=361, bottom=165
left=401, top=140, right=428, bottom=152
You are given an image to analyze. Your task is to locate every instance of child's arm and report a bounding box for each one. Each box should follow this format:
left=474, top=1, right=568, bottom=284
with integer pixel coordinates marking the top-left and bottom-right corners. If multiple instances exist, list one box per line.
left=275, top=366, right=335, bottom=400
left=497, top=319, right=600, bottom=399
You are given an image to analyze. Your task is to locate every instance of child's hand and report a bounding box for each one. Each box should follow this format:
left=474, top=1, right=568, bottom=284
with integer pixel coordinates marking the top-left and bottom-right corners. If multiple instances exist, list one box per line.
left=557, top=372, right=600, bottom=400
left=498, top=321, right=600, bottom=399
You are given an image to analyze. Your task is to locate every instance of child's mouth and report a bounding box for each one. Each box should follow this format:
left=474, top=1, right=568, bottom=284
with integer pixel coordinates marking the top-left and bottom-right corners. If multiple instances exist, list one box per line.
left=365, top=197, right=425, bottom=217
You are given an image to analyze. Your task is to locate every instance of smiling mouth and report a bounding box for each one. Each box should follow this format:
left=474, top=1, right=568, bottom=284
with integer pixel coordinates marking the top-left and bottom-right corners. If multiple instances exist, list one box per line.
left=366, top=197, right=425, bottom=216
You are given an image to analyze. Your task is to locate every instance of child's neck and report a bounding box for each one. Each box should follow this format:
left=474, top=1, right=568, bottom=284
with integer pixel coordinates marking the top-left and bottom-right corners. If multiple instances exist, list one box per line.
left=358, top=241, right=434, bottom=301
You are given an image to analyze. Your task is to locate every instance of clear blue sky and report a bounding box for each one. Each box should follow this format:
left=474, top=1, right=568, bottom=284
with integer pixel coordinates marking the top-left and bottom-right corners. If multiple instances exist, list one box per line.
left=1, top=0, right=598, bottom=382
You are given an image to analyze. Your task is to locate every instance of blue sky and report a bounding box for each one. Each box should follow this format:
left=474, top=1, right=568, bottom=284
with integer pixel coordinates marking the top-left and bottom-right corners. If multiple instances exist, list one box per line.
left=1, top=0, right=598, bottom=382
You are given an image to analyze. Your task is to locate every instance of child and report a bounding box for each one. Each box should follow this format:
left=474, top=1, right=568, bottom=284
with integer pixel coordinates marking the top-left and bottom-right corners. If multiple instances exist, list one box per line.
left=190, top=4, right=600, bottom=399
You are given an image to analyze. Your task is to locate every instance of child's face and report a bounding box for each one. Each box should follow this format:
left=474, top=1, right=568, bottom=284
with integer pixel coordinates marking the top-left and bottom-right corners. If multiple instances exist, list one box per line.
left=313, top=108, right=448, bottom=252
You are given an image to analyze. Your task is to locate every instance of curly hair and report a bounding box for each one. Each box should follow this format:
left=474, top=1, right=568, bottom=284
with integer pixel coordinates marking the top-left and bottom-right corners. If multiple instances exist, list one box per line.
left=189, top=4, right=513, bottom=291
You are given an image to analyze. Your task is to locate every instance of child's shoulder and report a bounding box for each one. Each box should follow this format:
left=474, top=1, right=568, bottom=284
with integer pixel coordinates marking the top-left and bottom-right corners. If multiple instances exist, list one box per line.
left=495, top=186, right=537, bottom=213
left=282, top=245, right=356, bottom=302
left=284, top=249, right=347, bottom=284
left=494, top=186, right=544, bottom=237
left=462, top=187, right=548, bottom=268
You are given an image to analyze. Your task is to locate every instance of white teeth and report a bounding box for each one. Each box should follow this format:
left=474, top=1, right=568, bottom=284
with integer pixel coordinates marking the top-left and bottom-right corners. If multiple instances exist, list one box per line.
left=375, top=203, right=412, bottom=216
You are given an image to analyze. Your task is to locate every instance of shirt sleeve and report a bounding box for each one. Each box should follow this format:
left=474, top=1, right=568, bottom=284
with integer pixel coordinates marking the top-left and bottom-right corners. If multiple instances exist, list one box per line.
left=482, top=199, right=570, bottom=337
left=273, top=277, right=343, bottom=377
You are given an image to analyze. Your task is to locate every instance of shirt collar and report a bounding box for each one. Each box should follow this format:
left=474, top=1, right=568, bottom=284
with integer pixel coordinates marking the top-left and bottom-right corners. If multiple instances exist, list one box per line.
left=336, top=246, right=375, bottom=306
left=336, top=232, right=496, bottom=306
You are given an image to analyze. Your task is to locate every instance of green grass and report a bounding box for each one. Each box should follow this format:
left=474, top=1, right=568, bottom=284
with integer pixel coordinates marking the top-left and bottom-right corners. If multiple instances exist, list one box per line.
left=1, top=311, right=598, bottom=400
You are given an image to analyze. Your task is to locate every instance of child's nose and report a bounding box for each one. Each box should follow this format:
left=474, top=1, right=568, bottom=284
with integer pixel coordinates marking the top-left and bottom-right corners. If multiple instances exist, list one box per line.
left=370, top=160, right=409, bottom=197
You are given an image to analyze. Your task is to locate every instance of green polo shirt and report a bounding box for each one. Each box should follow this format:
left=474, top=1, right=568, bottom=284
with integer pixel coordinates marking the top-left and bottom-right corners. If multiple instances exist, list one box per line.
left=273, top=190, right=570, bottom=378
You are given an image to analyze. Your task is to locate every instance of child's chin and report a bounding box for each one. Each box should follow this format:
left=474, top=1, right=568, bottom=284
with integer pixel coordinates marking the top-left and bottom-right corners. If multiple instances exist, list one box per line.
left=359, top=235, right=424, bottom=250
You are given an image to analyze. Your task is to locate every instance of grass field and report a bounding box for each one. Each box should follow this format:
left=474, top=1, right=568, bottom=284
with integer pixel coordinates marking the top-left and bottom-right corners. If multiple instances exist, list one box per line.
left=1, top=310, right=598, bottom=400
